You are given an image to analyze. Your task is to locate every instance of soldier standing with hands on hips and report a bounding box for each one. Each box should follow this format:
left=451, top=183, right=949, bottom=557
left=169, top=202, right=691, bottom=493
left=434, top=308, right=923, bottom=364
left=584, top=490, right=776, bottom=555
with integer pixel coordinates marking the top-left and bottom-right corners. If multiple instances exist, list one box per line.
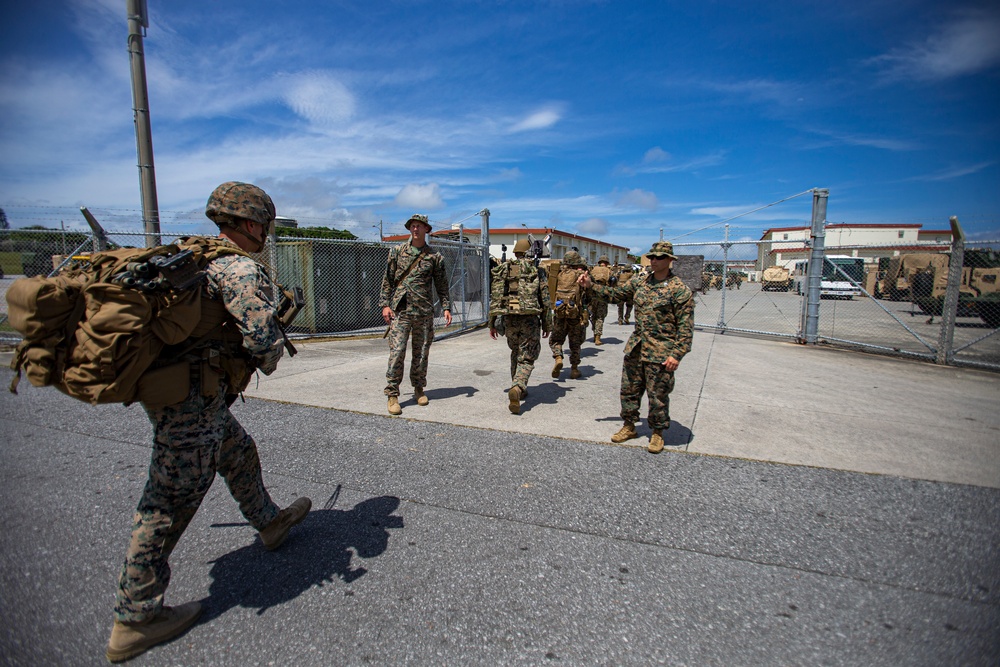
left=380, top=214, right=452, bottom=415
left=579, top=241, right=693, bottom=453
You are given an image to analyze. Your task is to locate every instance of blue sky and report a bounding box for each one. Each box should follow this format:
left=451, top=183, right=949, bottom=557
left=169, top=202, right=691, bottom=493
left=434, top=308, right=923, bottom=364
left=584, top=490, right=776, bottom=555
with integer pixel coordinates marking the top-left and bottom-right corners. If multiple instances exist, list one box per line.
left=1, top=0, right=998, bottom=254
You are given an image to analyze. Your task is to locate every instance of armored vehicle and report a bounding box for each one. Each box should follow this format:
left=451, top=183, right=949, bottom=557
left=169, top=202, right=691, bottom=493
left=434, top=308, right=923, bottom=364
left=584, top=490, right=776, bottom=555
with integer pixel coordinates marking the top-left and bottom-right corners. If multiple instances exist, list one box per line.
left=761, top=265, right=792, bottom=291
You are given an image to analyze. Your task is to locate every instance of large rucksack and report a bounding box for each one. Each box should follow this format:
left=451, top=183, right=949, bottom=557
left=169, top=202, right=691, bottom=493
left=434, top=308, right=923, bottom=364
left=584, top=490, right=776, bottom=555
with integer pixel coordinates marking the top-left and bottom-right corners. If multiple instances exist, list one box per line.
left=553, top=267, right=586, bottom=321
left=489, top=259, right=543, bottom=317
left=590, top=265, right=612, bottom=285
left=6, top=237, right=258, bottom=406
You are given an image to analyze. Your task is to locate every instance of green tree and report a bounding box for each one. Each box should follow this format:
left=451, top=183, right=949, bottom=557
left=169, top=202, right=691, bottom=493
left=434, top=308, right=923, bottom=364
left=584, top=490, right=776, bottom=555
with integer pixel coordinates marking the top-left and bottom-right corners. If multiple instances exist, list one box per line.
left=0, top=207, right=8, bottom=230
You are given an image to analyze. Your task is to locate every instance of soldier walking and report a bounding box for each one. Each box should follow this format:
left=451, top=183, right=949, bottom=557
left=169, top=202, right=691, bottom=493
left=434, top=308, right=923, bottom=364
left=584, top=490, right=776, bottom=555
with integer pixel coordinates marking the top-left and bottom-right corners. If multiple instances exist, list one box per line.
left=549, top=251, right=589, bottom=380
left=587, top=255, right=613, bottom=345
left=580, top=241, right=694, bottom=453
left=107, top=182, right=311, bottom=661
left=615, top=264, right=635, bottom=324
left=380, top=214, right=452, bottom=415
left=489, top=240, right=552, bottom=414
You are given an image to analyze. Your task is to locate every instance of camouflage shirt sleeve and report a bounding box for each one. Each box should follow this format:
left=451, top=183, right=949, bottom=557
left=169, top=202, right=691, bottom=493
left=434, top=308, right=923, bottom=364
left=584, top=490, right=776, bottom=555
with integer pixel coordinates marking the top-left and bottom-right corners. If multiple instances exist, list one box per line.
left=538, top=264, right=553, bottom=332
left=205, top=253, right=284, bottom=375
left=628, top=273, right=694, bottom=363
left=590, top=273, right=638, bottom=304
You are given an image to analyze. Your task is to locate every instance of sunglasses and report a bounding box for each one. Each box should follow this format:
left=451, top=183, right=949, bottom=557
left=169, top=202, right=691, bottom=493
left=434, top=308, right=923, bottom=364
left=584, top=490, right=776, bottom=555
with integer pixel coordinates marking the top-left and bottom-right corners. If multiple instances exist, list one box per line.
left=648, top=254, right=670, bottom=260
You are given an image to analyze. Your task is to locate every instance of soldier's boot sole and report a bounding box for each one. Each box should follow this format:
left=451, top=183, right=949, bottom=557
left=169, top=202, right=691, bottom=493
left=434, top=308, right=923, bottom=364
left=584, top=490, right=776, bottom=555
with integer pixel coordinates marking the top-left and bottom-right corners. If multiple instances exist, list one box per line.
left=611, top=423, right=638, bottom=443
left=387, top=396, right=402, bottom=415
left=551, top=357, right=563, bottom=378
left=106, top=602, right=202, bottom=663
left=508, top=386, right=523, bottom=415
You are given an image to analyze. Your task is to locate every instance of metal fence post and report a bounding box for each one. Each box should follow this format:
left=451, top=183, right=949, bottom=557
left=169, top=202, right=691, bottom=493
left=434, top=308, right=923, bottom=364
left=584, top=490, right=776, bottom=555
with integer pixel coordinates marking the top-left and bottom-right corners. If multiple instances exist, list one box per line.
left=480, top=208, right=491, bottom=319
left=459, top=223, right=467, bottom=328
left=801, top=188, right=829, bottom=344
left=936, top=216, right=965, bottom=365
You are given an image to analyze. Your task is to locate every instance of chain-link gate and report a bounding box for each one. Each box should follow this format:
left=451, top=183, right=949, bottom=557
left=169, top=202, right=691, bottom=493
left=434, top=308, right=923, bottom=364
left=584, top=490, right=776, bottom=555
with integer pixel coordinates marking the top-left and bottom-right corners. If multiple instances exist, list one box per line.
left=0, top=228, right=490, bottom=344
left=678, top=231, right=1000, bottom=371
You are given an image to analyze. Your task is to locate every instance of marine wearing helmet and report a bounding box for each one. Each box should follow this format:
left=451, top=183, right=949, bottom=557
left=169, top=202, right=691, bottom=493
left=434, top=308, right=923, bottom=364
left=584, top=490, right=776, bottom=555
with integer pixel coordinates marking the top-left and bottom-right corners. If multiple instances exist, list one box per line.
left=205, top=181, right=276, bottom=253
left=562, top=250, right=587, bottom=268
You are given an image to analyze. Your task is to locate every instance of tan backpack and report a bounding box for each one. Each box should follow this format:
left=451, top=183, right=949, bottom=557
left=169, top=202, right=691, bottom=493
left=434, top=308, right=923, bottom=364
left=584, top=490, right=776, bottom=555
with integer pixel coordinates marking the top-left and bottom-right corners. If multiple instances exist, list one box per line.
left=6, top=237, right=252, bottom=406
left=553, top=267, right=586, bottom=321
left=590, top=265, right=612, bottom=285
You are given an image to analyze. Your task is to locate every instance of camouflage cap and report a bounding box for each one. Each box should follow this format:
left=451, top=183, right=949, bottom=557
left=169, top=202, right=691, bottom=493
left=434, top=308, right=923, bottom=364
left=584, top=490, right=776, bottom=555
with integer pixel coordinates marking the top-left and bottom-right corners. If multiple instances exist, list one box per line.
left=598, top=255, right=610, bottom=264
left=513, top=239, right=531, bottom=254
left=562, top=250, right=586, bottom=267
left=645, top=241, right=677, bottom=259
left=405, top=214, right=432, bottom=231
left=205, top=181, right=276, bottom=227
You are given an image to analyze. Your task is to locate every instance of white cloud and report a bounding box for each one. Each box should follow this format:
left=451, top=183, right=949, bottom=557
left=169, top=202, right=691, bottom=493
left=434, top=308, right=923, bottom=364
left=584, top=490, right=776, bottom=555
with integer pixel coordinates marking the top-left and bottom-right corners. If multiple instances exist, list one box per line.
left=643, top=147, right=670, bottom=164
left=509, top=104, right=565, bottom=132
left=869, top=9, right=1000, bottom=82
left=900, top=161, right=996, bottom=183
left=577, top=217, right=608, bottom=235
left=394, top=183, right=445, bottom=209
left=614, top=189, right=659, bottom=211
left=279, top=71, right=356, bottom=125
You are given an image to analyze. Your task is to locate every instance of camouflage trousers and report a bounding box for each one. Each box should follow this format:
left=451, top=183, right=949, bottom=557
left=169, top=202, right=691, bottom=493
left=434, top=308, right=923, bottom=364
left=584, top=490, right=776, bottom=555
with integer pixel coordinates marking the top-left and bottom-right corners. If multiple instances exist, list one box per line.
left=620, top=349, right=676, bottom=430
left=504, top=314, right=542, bottom=391
left=588, top=300, right=608, bottom=339
left=617, top=299, right=633, bottom=323
left=384, top=312, right=434, bottom=396
left=549, top=316, right=586, bottom=365
left=115, top=381, right=279, bottom=623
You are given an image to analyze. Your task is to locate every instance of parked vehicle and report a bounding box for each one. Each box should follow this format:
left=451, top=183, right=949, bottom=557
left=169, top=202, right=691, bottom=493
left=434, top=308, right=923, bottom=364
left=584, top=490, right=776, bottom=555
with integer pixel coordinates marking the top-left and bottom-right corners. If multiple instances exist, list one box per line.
left=793, top=255, right=865, bottom=299
left=761, top=265, right=792, bottom=291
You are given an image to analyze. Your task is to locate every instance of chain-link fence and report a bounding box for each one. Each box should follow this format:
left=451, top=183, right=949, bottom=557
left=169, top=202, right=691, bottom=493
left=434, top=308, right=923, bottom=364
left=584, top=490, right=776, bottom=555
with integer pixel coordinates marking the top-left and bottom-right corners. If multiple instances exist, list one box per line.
left=0, top=228, right=490, bottom=344
left=677, top=237, right=1000, bottom=371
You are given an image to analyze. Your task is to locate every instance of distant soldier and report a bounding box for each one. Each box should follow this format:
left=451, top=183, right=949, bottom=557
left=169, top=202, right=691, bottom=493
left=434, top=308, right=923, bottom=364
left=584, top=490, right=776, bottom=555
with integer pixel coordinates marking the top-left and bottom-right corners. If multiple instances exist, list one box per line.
left=549, top=251, right=589, bottom=379
left=615, top=264, right=635, bottom=324
left=379, top=214, right=452, bottom=415
left=587, top=255, right=613, bottom=345
left=580, top=241, right=694, bottom=454
left=489, top=240, right=552, bottom=414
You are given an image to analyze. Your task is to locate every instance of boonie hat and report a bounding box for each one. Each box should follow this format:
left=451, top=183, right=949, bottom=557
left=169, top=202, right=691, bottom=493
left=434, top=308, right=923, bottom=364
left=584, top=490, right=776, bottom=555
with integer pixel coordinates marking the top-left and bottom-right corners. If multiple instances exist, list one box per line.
left=645, top=241, right=677, bottom=260
left=405, top=214, right=431, bottom=231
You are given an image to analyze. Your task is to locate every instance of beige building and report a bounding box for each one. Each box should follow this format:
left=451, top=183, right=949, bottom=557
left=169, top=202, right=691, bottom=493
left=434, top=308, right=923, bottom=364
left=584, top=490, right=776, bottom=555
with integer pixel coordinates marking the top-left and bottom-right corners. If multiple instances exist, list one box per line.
left=757, top=223, right=953, bottom=271
left=390, top=225, right=631, bottom=266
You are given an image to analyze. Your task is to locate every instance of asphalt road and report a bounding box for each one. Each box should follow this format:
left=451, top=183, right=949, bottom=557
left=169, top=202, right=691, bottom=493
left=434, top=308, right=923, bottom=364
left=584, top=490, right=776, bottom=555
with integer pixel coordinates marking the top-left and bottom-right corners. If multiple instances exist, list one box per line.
left=1, top=365, right=998, bottom=666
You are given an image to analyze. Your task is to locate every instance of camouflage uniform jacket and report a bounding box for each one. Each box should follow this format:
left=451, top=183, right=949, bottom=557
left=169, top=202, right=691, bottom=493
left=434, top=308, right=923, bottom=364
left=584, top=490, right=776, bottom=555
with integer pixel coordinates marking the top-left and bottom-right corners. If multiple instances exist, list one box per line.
left=590, top=271, right=694, bottom=363
left=379, top=241, right=452, bottom=317
left=489, top=258, right=553, bottom=333
left=202, top=237, right=284, bottom=375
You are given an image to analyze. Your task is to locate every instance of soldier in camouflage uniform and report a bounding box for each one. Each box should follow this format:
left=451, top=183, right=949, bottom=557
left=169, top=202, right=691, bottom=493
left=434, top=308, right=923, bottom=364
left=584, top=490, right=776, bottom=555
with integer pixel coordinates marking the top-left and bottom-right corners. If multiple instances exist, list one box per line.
left=549, top=251, right=589, bottom=380
left=616, top=264, right=635, bottom=324
left=380, top=214, right=452, bottom=415
left=489, top=239, right=552, bottom=414
left=587, top=255, right=613, bottom=345
left=107, top=182, right=311, bottom=662
left=580, top=241, right=693, bottom=454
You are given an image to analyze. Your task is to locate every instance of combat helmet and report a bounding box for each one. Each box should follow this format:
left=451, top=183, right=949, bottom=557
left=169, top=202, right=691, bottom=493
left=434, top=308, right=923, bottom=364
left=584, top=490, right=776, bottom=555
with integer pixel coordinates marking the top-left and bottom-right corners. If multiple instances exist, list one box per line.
left=513, top=239, right=531, bottom=254
left=598, top=255, right=610, bottom=264
left=562, top=251, right=586, bottom=267
left=205, top=181, right=276, bottom=229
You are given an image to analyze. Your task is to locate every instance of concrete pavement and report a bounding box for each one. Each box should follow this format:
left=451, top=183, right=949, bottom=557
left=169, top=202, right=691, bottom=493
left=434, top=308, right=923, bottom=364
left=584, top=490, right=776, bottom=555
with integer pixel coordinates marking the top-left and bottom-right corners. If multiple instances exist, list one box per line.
left=246, top=323, right=1000, bottom=489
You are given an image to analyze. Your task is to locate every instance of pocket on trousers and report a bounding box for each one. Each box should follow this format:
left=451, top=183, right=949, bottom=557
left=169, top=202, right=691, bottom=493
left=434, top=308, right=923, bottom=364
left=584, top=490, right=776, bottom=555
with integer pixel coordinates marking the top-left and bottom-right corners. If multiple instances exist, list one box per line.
left=136, top=362, right=190, bottom=410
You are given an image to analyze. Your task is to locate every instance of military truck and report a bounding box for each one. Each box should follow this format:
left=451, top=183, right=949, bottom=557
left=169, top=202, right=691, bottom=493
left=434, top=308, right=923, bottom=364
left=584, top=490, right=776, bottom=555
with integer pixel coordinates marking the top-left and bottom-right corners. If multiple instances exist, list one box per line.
left=761, top=265, right=792, bottom=291
left=902, top=249, right=1000, bottom=328
left=875, top=253, right=948, bottom=301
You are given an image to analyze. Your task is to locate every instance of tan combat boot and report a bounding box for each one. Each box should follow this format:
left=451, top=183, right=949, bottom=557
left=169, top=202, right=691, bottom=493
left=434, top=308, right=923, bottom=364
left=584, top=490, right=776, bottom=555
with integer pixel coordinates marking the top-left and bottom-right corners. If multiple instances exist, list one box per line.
left=611, top=422, right=638, bottom=443
left=260, top=497, right=312, bottom=550
left=551, top=356, right=563, bottom=378
left=594, top=336, right=603, bottom=346
left=106, top=602, right=202, bottom=662
left=508, top=386, right=523, bottom=415
left=387, top=396, right=402, bottom=415
left=570, top=364, right=581, bottom=379
left=414, top=388, right=429, bottom=406
left=648, top=429, right=664, bottom=454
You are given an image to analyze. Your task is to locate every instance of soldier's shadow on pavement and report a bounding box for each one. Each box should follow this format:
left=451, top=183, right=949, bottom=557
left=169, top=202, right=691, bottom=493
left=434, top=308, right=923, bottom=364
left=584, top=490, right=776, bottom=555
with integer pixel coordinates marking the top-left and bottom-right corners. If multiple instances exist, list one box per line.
left=405, top=385, right=477, bottom=405
left=197, top=494, right=403, bottom=624
left=591, top=418, right=693, bottom=448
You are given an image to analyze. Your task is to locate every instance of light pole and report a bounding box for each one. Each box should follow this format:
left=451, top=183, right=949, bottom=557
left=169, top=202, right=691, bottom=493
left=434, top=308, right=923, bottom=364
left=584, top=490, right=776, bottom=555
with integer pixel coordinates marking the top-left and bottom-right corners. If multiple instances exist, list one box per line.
left=373, top=219, right=383, bottom=240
